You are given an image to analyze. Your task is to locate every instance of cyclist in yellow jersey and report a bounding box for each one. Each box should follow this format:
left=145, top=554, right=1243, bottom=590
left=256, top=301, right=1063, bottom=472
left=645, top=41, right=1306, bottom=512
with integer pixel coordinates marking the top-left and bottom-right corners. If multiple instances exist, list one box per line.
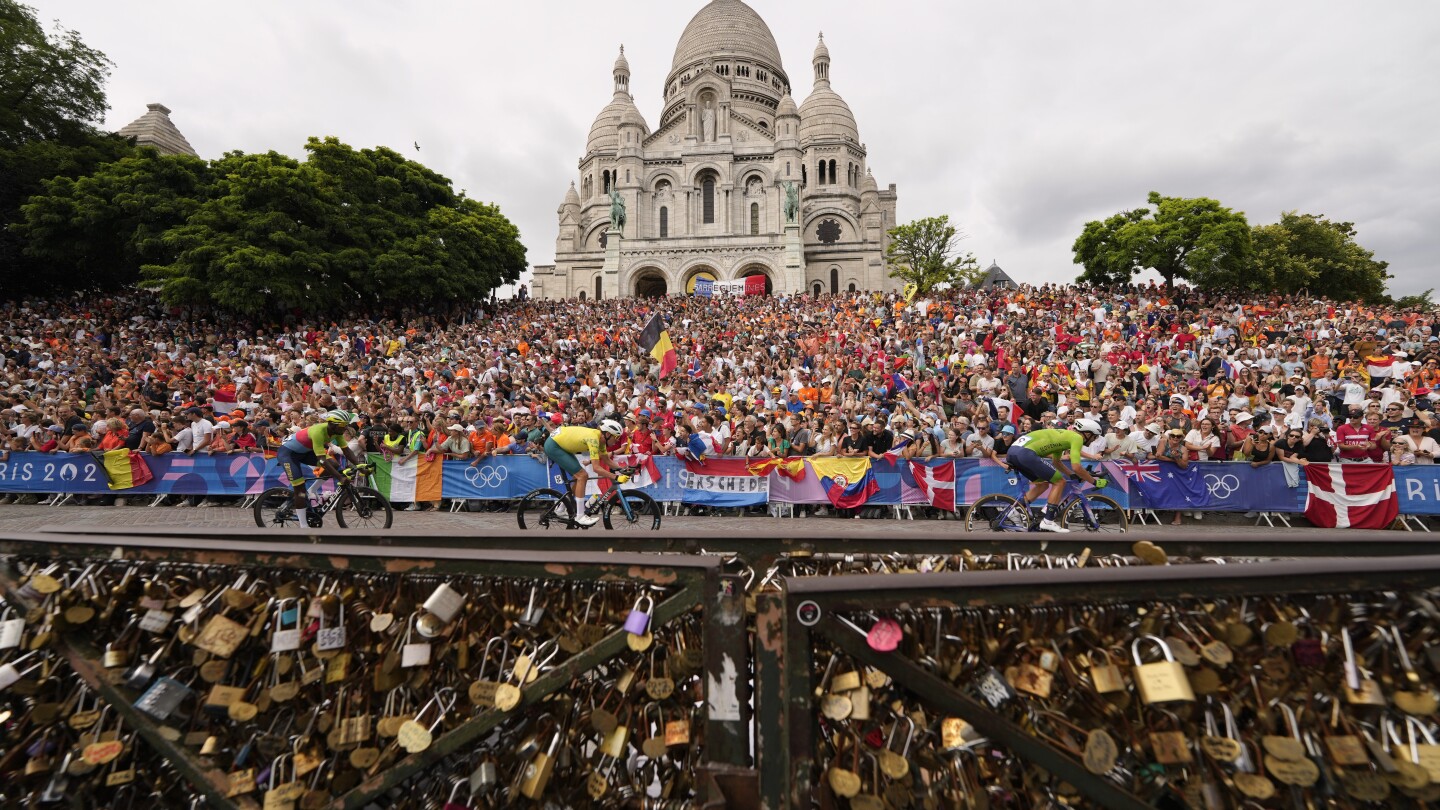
left=544, top=419, right=623, bottom=525
left=1004, top=419, right=1107, bottom=533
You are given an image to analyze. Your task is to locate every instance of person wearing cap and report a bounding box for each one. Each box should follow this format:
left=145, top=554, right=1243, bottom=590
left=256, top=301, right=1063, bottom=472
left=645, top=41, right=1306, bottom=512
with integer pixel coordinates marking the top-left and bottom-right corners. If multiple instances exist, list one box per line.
left=1155, top=428, right=1192, bottom=525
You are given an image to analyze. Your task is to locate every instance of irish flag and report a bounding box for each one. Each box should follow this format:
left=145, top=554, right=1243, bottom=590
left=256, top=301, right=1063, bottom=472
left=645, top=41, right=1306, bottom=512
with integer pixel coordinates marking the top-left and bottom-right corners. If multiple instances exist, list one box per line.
left=91, top=450, right=154, bottom=490
left=369, top=455, right=442, bottom=502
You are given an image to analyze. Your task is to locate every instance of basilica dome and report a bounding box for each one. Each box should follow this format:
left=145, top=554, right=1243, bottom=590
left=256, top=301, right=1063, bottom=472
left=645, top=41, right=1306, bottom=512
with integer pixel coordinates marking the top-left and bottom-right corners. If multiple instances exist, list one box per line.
left=670, top=0, right=786, bottom=75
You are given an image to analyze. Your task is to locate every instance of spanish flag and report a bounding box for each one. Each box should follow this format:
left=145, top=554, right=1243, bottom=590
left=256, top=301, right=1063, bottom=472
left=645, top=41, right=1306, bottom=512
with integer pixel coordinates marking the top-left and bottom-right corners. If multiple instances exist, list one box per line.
left=638, top=313, right=678, bottom=378
left=92, top=450, right=154, bottom=490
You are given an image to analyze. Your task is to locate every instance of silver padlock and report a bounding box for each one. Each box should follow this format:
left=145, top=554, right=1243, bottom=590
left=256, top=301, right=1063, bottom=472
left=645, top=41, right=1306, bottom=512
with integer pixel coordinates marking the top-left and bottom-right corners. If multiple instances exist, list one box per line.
left=315, top=606, right=346, bottom=652
left=134, top=674, right=191, bottom=721
left=124, top=637, right=175, bottom=690
left=422, top=582, right=465, bottom=624
left=469, top=758, right=498, bottom=795
left=0, top=652, right=42, bottom=691
left=0, top=604, right=23, bottom=650
left=270, top=599, right=302, bottom=653
left=401, top=615, right=433, bottom=668
left=517, top=585, right=546, bottom=628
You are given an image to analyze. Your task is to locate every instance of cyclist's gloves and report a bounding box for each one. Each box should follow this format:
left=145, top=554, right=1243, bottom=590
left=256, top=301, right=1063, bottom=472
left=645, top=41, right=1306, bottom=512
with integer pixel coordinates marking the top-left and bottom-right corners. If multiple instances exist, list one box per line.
left=615, top=474, right=630, bottom=485
left=1093, top=477, right=1109, bottom=490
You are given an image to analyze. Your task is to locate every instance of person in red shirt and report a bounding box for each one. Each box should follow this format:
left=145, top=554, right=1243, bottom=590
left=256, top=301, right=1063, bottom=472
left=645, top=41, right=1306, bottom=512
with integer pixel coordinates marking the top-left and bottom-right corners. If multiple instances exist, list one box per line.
left=1333, top=409, right=1378, bottom=462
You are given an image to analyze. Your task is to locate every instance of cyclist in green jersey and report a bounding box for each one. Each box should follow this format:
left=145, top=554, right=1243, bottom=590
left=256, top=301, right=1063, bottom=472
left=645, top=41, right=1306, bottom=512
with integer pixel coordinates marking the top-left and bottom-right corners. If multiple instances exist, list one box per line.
left=1003, top=419, right=1108, bottom=533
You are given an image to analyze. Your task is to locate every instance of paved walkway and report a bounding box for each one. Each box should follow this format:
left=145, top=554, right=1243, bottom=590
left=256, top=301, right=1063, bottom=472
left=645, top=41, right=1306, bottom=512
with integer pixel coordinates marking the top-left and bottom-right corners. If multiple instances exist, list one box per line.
left=0, top=501, right=1287, bottom=536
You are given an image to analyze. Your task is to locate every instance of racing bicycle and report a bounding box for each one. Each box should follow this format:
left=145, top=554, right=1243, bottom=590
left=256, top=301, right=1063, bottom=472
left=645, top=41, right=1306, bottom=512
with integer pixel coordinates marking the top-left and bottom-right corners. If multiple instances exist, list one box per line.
left=516, top=466, right=661, bottom=530
left=964, top=466, right=1127, bottom=533
left=254, top=464, right=394, bottom=529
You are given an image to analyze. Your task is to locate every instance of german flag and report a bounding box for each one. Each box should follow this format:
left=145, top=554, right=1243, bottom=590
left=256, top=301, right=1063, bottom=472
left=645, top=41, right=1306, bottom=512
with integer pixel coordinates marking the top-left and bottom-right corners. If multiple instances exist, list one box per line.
left=638, top=313, right=678, bottom=378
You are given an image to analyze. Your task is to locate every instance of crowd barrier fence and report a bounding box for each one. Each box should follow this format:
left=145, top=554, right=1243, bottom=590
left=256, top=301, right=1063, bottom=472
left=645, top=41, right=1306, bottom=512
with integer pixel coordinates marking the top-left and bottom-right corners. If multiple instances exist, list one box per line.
left=1, top=451, right=1438, bottom=517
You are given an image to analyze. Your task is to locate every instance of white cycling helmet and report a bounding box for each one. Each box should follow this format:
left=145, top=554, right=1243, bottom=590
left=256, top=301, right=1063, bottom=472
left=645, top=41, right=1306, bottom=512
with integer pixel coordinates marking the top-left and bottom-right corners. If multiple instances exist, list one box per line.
left=599, top=419, right=623, bottom=436
left=1073, top=418, right=1102, bottom=436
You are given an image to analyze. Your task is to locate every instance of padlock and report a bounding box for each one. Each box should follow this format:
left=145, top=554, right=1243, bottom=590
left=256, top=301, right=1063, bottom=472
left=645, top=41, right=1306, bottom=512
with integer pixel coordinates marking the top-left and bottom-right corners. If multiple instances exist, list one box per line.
left=123, top=637, right=174, bottom=690
left=519, top=723, right=561, bottom=799
left=468, top=637, right=510, bottom=708
left=0, top=651, right=42, bottom=691
left=623, top=595, right=653, bottom=636
left=517, top=584, right=546, bottom=628
left=1404, top=715, right=1440, bottom=783
left=395, top=688, right=457, bottom=753
left=1089, top=648, right=1126, bottom=694
left=1131, top=635, right=1194, bottom=704
left=0, top=604, right=24, bottom=650
left=469, top=757, right=498, bottom=795
left=422, top=581, right=466, bottom=624
left=315, top=606, right=346, bottom=652
left=270, top=599, right=303, bottom=653
left=443, top=776, right=472, bottom=810
left=400, top=615, right=433, bottom=668
left=134, top=673, right=193, bottom=721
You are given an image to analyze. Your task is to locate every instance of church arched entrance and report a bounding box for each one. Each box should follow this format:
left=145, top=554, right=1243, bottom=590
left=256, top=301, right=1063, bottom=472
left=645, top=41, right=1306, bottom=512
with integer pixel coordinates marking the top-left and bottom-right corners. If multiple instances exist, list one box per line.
left=739, top=266, right=773, bottom=296
left=632, top=269, right=668, bottom=298
left=683, top=266, right=718, bottom=295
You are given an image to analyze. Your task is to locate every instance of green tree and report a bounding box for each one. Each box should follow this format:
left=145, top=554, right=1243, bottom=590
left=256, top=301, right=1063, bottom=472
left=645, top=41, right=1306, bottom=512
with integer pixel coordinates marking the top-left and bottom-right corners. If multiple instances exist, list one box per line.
left=1251, top=212, right=1389, bottom=303
left=0, top=0, right=113, bottom=148
left=142, top=138, right=526, bottom=315
left=1072, top=191, right=1252, bottom=290
left=1392, top=289, right=1433, bottom=310
left=18, top=148, right=210, bottom=289
left=884, top=215, right=981, bottom=293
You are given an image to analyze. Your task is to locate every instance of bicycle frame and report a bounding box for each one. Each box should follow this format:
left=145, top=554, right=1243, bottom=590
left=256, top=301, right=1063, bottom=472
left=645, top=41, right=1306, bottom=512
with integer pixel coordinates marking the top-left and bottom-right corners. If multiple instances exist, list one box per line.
left=998, top=477, right=1098, bottom=531
left=553, top=469, right=638, bottom=524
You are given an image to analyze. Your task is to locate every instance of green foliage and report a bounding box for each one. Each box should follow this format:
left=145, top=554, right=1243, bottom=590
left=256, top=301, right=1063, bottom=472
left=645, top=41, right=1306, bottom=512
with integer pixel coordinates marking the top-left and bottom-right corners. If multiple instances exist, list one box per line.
left=1072, top=191, right=1252, bottom=290
left=0, top=130, right=135, bottom=294
left=18, top=148, right=209, bottom=289
left=0, top=0, right=112, bottom=148
left=884, top=215, right=981, bottom=293
left=1391, top=289, right=1433, bottom=311
left=1251, top=212, right=1390, bottom=303
left=141, top=138, right=526, bottom=315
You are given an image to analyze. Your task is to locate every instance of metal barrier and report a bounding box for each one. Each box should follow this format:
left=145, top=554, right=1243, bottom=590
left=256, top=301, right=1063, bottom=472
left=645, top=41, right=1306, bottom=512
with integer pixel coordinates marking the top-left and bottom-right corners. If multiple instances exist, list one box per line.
left=764, top=556, right=1440, bottom=809
left=0, top=533, right=747, bottom=809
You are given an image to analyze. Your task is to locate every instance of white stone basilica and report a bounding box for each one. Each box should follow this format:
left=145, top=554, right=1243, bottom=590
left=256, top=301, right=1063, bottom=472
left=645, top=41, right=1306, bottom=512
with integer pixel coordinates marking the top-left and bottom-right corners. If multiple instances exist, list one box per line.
left=530, top=0, right=898, bottom=300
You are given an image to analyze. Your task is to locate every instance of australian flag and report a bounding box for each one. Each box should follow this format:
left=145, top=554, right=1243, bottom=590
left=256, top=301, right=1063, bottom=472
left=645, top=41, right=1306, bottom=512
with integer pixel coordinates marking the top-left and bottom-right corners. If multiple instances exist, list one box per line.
left=1131, top=462, right=1212, bottom=510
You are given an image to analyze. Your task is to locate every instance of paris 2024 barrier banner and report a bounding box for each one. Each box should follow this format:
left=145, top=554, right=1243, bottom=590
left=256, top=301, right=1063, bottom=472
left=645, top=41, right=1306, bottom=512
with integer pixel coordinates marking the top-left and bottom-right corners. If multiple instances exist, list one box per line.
left=1, top=451, right=1438, bottom=516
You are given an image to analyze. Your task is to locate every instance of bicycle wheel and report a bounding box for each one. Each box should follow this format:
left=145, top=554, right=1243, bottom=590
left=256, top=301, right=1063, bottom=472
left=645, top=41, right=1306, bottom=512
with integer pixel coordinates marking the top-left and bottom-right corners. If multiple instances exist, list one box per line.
left=517, top=488, right=569, bottom=530
left=1062, top=494, right=1128, bottom=533
left=254, top=487, right=302, bottom=529
left=602, top=491, right=662, bottom=531
left=336, top=486, right=393, bottom=529
left=965, top=493, right=1029, bottom=532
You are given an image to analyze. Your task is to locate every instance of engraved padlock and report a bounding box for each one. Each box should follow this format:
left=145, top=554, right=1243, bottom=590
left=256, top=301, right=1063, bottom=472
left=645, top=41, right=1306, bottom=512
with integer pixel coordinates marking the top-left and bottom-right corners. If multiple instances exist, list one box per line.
left=315, top=605, right=346, bottom=652
left=270, top=598, right=303, bottom=653
left=623, top=595, right=653, bottom=636
left=134, top=672, right=193, bottom=721
left=423, top=582, right=465, bottom=625
left=400, top=615, right=433, bottom=668
left=1131, top=635, right=1195, bottom=704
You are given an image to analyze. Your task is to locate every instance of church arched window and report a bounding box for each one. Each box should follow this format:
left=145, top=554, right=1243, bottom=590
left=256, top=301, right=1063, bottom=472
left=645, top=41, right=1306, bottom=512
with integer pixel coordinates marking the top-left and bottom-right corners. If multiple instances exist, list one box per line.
left=848, top=282, right=857, bottom=292
left=702, top=175, right=716, bottom=224
left=830, top=267, right=839, bottom=293
left=828, top=160, right=837, bottom=186
left=659, top=206, right=669, bottom=238
left=578, top=290, right=586, bottom=301
left=800, top=164, right=806, bottom=186
left=813, top=282, right=823, bottom=296
left=816, top=161, right=824, bottom=185
left=603, top=170, right=611, bottom=195
left=595, top=276, right=603, bottom=300
left=750, top=203, right=759, bottom=235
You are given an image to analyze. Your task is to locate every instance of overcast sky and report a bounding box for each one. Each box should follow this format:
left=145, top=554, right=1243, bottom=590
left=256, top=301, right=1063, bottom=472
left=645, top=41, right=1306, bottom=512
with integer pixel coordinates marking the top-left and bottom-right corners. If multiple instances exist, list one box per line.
left=35, top=0, right=1440, bottom=295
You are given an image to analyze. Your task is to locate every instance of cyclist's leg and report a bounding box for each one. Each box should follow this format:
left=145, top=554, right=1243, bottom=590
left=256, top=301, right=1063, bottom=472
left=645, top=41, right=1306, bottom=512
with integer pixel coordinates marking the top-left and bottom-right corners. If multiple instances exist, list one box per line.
left=279, top=448, right=319, bottom=523
left=1007, top=447, right=1062, bottom=524
left=544, top=438, right=589, bottom=520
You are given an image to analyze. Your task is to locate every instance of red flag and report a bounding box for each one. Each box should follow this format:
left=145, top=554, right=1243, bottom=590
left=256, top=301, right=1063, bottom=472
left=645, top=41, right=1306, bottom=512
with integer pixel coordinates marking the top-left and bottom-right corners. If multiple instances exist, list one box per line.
left=909, top=461, right=955, bottom=511
left=1304, top=464, right=1398, bottom=529
left=743, top=275, right=767, bottom=296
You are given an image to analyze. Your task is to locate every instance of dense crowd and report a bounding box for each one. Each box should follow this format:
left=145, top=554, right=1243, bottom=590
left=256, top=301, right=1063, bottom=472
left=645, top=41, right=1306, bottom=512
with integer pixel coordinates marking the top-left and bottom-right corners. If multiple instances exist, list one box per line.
left=2, top=285, right=1438, bottom=512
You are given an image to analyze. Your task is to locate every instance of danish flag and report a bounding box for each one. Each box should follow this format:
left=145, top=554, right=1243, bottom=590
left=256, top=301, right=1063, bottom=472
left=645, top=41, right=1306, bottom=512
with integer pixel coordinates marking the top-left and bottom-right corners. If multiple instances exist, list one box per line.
left=1303, top=463, right=1398, bottom=529
left=909, top=461, right=956, bottom=512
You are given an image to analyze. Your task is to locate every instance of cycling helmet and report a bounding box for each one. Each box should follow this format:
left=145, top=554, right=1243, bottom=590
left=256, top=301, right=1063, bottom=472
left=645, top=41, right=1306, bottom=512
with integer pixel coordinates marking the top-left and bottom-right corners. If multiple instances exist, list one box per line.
left=326, top=410, right=357, bottom=427
left=1073, top=418, right=1102, bottom=436
left=599, top=419, right=623, bottom=436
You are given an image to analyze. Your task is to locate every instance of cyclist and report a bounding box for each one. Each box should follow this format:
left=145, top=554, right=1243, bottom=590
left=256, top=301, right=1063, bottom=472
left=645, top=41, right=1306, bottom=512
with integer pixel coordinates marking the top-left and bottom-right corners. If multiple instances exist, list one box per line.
left=277, top=410, right=370, bottom=527
left=1003, top=418, right=1109, bottom=533
left=543, top=418, right=623, bottom=526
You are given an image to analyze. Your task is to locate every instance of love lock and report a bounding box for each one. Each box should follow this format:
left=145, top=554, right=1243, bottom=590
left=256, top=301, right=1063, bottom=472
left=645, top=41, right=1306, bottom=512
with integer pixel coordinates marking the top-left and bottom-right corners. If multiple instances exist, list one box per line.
left=396, top=688, right=457, bottom=754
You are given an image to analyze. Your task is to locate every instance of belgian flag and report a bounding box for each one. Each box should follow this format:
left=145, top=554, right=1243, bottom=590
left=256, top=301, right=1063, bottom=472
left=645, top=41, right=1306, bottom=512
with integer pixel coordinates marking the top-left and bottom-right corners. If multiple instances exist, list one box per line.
left=638, top=313, right=678, bottom=378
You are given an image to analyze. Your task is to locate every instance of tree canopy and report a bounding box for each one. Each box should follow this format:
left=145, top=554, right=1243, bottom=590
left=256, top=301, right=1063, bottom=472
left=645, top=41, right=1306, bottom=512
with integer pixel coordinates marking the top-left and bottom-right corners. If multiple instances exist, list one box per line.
left=884, top=215, right=981, bottom=294
left=136, top=137, right=527, bottom=315
left=0, top=0, right=112, bottom=148
left=1072, top=191, right=1253, bottom=290
left=1251, top=212, right=1390, bottom=303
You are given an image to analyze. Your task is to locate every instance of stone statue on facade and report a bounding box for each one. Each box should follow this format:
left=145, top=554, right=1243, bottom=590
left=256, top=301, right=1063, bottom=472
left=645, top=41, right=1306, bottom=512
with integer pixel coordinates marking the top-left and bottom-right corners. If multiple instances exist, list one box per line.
left=608, top=190, right=626, bottom=233
left=701, top=105, right=715, bottom=142
left=783, top=181, right=799, bottom=225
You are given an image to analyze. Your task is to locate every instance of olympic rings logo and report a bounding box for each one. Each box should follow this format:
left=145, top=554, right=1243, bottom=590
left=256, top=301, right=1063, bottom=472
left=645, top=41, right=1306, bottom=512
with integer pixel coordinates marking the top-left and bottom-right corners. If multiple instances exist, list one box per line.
left=1204, top=473, right=1240, bottom=500
left=465, top=465, right=510, bottom=487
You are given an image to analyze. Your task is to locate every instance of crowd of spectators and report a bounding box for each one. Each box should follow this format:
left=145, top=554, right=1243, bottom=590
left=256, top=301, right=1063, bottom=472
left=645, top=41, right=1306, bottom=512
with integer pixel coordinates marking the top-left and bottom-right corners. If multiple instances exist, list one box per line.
left=2, top=285, right=1438, bottom=516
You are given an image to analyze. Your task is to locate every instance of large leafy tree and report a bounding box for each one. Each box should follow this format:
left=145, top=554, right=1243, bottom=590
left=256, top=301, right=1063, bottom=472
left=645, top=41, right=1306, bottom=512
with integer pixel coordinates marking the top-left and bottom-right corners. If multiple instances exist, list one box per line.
left=884, top=215, right=981, bottom=293
left=142, top=138, right=526, bottom=314
left=1072, top=191, right=1252, bottom=290
left=1251, top=212, right=1389, bottom=303
left=0, top=0, right=112, bottom=148
left=18, top=149, right=210, bottom=289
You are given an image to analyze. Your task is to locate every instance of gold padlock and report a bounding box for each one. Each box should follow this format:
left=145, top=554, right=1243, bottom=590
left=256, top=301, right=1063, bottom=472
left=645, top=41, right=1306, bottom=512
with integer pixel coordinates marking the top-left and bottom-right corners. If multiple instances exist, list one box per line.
left=1131, top=635, right=1194, bottom=704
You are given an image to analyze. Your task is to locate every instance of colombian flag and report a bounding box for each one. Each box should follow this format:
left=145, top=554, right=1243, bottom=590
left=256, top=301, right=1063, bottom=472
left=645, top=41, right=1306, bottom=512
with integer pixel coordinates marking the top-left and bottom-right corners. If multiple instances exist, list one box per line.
left=808, top=457, right=879, bottom=509
left=638, top=313, right=678, bottom=378
left=92, top=450, right=154, bottom=490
